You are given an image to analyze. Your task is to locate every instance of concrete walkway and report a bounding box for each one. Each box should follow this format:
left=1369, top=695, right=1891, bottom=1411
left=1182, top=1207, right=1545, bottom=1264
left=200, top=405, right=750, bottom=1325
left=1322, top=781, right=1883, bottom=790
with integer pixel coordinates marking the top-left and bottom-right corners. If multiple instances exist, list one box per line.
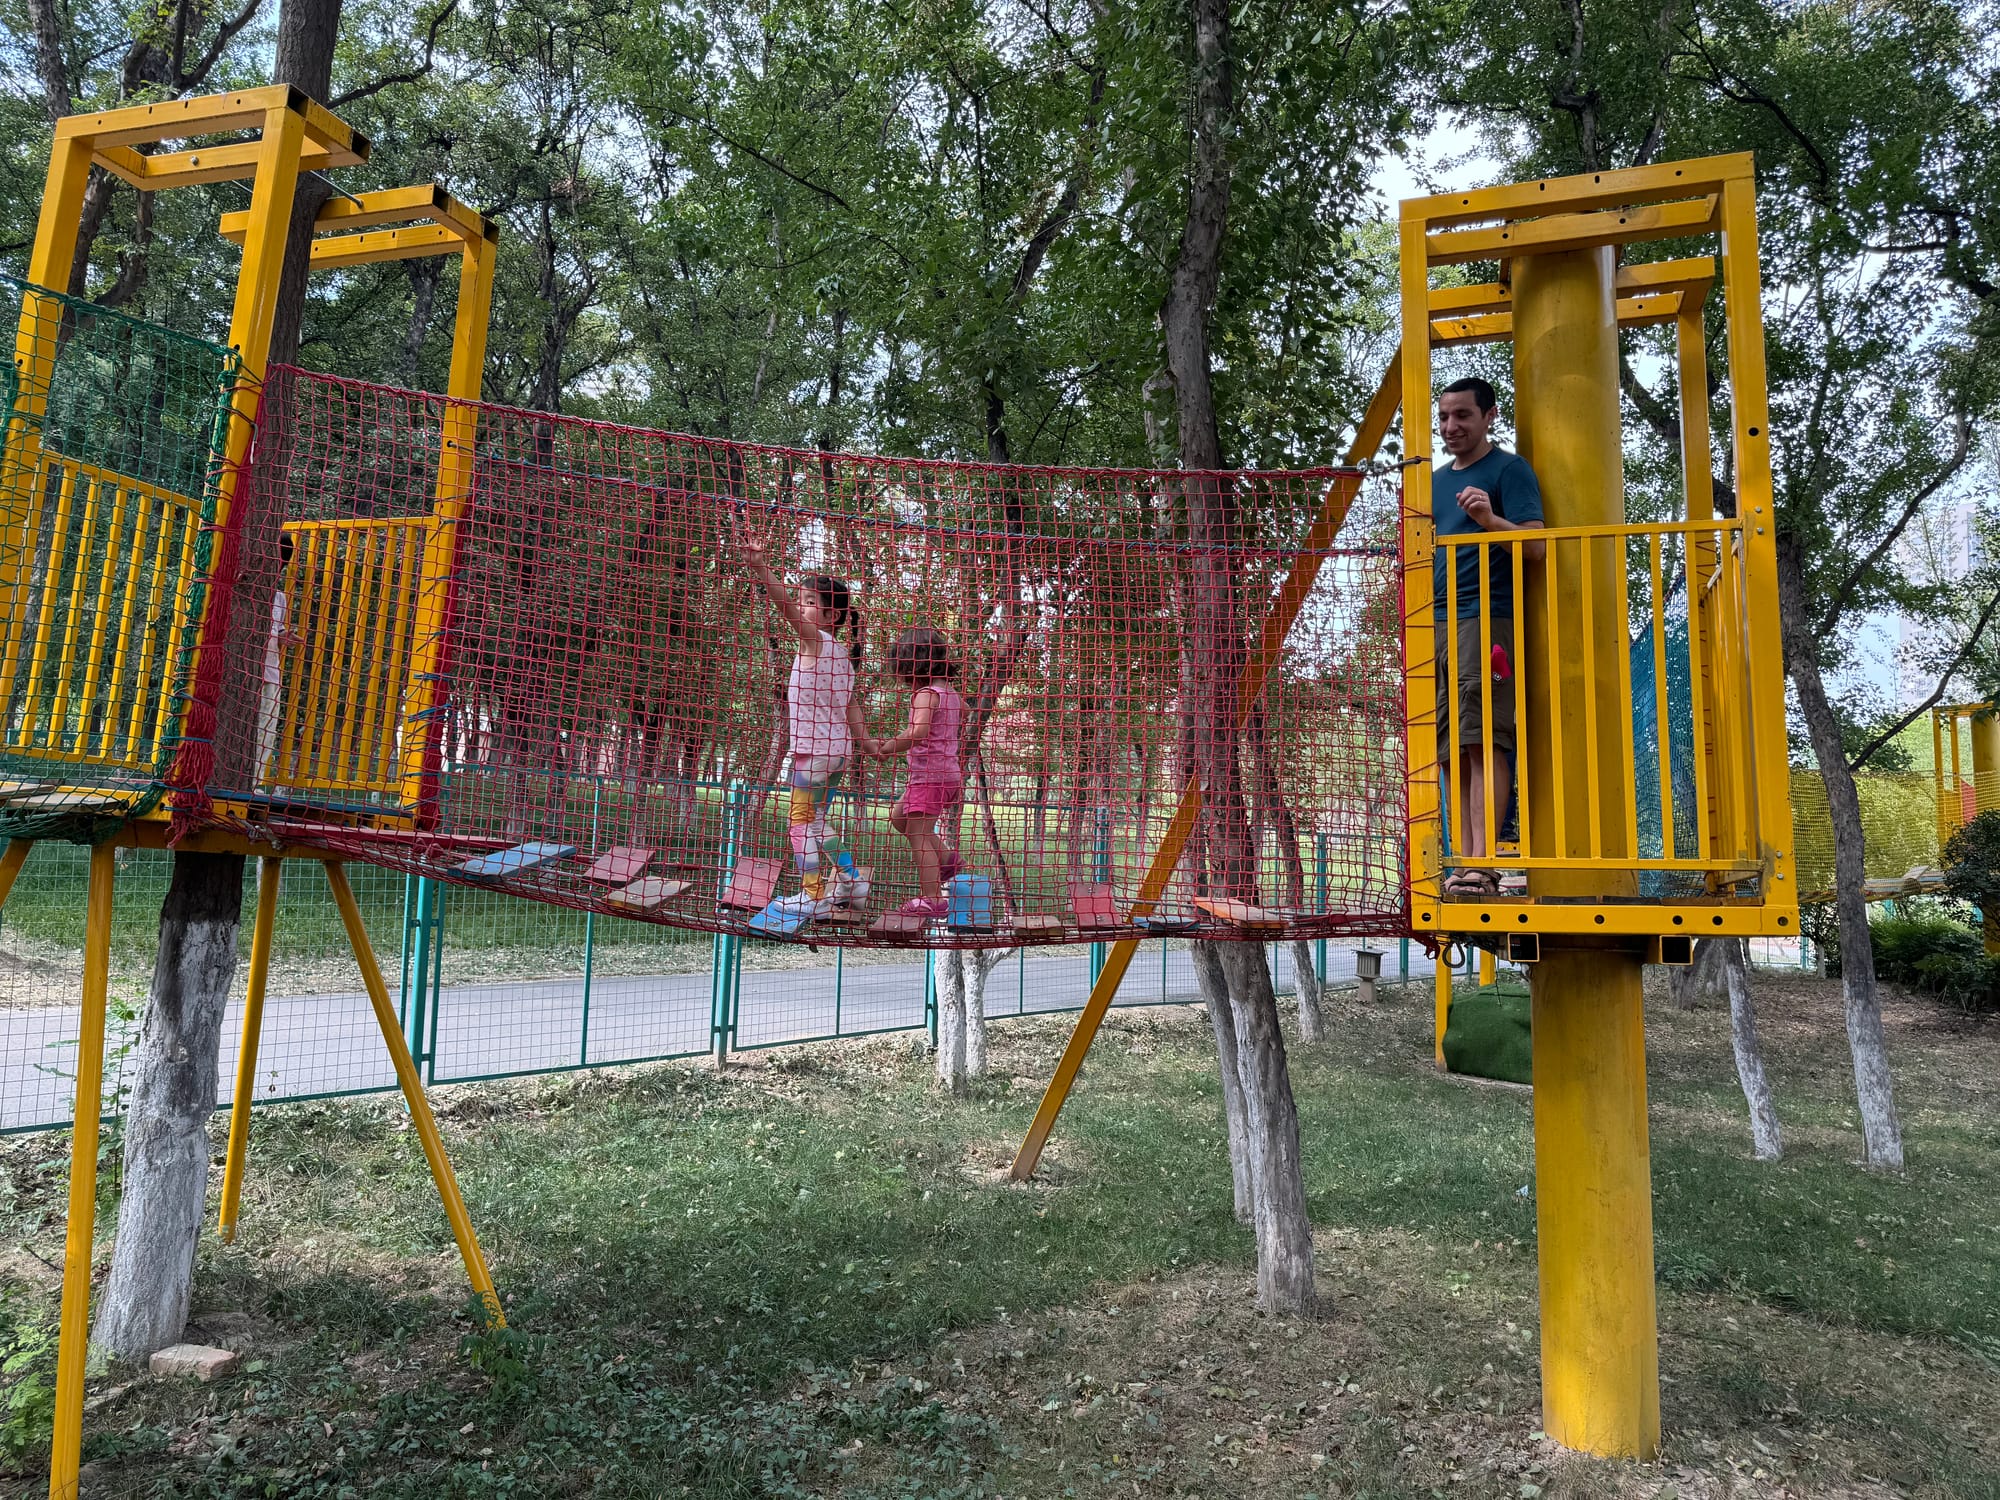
left=2, top=941, right=1430, bottom=1132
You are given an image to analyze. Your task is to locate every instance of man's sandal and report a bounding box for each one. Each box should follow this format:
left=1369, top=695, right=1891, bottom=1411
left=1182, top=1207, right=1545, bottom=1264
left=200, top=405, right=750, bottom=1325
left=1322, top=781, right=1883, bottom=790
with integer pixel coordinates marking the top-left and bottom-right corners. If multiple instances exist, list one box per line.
left=1444, top=868, right=1500, bottom=897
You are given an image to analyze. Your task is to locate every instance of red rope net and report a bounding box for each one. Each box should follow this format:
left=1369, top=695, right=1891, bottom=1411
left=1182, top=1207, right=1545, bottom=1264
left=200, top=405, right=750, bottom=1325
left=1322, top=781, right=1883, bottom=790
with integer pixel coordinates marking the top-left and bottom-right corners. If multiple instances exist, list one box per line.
left=191, top=366, right=1406, bottom=947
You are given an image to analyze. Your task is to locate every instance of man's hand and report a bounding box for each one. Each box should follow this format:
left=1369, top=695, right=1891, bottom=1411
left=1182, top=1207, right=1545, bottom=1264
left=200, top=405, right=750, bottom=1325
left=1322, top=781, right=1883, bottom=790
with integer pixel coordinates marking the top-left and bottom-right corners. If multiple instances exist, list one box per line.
left=1456, top=486, right=1495, bottom=528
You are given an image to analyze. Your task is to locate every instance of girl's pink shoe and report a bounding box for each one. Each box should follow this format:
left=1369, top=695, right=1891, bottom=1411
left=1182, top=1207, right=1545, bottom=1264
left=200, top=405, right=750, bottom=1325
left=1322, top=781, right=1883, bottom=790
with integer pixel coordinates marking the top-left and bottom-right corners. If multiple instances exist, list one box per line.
left=896, top=897, right=949, bottom=919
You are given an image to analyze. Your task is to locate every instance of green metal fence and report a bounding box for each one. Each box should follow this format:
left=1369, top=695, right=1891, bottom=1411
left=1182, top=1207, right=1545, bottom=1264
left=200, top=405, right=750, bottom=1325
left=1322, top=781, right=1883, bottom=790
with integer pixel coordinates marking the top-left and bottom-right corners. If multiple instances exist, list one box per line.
left=0, top=838, right=1423, bottom=1133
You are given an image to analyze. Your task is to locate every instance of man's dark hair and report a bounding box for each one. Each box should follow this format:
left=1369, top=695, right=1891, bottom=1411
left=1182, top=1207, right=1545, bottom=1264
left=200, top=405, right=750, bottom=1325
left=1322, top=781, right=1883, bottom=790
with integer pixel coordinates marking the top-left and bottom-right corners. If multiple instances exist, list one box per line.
left=1441, top=376, right=1498, bottom=414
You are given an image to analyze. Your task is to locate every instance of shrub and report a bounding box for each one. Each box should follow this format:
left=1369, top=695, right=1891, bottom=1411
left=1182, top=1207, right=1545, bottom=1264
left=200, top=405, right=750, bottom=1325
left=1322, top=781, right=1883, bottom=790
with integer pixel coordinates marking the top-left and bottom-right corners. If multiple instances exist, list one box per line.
left=1869, top=912, right=2000, bottom=1014
left=1942, top=808, right=2000, bottom=913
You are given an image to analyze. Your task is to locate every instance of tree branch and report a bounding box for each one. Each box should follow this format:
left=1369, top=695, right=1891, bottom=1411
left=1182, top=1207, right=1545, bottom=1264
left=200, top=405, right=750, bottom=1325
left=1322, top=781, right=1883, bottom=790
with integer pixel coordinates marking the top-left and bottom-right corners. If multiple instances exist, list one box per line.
left=177, top=0, right=267, bottom=92
left=1848, top=578, right=2000, bottom=772
left=648, top=101, right=852, bottom=210
left=330, top=0, right=459, bottom=107
left=24, top=0, right=75, bottom=118
left=1813, top=410, right=1972, bottom=639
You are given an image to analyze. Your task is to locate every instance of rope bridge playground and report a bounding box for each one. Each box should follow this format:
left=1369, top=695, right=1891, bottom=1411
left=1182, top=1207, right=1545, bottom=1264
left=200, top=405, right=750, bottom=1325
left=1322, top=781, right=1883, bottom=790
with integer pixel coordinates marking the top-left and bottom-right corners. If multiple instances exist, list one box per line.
left=4, top=101, right=1805, bottom=1492
left=4, top=348, right=1412, bottom=949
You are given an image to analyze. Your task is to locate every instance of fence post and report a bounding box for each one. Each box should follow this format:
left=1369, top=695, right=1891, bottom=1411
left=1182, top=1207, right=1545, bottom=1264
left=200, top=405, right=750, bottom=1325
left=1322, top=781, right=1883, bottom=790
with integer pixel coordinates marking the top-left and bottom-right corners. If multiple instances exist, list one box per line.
left=422, top=877, right=445, bottom=1085
left=398, top=872, right=444, bottom=1084
left=924, top=949, right=938, bottom=1048
left=1399, top=936, right=1410, bottom=978
left=1088, top=805, right=1110, bottom=986
left=712, top=779, right=744, bottom=1067
left=1314, top=832, right=1329, bottom=983
left=580, top=777, right=600, bottom=1068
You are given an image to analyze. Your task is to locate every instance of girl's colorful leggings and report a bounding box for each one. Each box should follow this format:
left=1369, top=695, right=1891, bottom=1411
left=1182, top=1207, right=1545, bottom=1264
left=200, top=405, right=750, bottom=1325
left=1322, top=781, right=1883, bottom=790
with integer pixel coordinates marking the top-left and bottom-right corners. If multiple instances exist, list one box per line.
left=787, top=753, right=859, bottom=896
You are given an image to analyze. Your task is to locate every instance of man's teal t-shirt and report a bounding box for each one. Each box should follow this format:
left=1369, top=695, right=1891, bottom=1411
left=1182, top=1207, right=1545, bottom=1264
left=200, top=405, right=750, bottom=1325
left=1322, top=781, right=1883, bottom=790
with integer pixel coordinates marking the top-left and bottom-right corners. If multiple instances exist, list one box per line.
left=1432, top=446, right=1544, bottom=617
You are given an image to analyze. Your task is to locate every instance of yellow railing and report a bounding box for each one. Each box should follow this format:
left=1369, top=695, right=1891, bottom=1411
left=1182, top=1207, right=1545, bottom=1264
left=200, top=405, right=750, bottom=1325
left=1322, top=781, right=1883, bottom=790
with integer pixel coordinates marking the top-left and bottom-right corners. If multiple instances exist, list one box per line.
left=1933, top=702, right=1989, bottom=851
left=1429, top=517, right=1774, bottom=880
left=269, top=516, right=430, bottom=796
left=0, top=452, right=206, bottom=772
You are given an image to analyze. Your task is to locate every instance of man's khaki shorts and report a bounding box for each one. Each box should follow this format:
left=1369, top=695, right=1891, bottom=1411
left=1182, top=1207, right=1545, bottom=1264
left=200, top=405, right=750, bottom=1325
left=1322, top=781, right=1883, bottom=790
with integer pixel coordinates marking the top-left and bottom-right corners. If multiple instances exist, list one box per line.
left=1435, top=615, right=1515, bottom=758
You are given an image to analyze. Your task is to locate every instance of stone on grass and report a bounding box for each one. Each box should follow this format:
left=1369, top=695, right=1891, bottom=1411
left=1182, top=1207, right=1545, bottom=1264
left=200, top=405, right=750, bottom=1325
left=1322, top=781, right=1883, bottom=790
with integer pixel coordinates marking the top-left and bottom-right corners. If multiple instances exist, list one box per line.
left=148, top=1344, right=241, bottom=1382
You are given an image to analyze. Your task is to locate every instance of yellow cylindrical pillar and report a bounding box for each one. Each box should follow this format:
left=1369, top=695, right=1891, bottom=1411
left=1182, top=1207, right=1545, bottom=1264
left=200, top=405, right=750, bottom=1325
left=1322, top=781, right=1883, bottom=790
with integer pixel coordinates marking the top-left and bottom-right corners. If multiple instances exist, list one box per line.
left=1973, top=714, right=2000, bottom=953
left=1513, top=246, right=1659, bottom=1459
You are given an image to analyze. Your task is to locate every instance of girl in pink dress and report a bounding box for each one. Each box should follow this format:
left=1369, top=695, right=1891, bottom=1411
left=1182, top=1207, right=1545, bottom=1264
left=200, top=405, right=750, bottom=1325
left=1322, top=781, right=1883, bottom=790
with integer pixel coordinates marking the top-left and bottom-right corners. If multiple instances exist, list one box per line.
left=868, top=628, right=963, bottom=918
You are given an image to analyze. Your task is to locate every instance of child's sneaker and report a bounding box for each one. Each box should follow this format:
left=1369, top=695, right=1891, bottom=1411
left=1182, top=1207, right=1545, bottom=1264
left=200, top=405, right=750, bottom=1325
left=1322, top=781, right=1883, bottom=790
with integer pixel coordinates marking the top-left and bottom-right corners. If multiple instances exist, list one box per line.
left=748, top=890, right=834, bottom=933
left=895, top=897, right=949, bottom=920
left=833, top=870, right=871, bottom=909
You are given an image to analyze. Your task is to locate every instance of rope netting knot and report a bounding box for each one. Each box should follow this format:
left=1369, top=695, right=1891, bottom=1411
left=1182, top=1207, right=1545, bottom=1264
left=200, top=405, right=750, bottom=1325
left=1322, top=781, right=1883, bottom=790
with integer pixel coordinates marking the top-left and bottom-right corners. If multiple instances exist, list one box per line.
left=194, top=366, right=1408, bottom=947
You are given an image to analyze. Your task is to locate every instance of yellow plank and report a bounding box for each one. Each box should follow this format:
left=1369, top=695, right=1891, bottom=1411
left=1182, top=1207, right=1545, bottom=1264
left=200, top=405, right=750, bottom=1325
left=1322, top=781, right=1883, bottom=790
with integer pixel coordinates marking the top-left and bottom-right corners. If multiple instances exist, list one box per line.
left=1402, top=151, right=1752, bottom=230
left=308, top=224, right=461, bottom=268
left=1426, top=196, right=1719, bottom=267
left=220, top=183, right=490, bottom=244
left=95, top=137, right=361, bottom=190
left=1432, top=292, right=1684, bottom=347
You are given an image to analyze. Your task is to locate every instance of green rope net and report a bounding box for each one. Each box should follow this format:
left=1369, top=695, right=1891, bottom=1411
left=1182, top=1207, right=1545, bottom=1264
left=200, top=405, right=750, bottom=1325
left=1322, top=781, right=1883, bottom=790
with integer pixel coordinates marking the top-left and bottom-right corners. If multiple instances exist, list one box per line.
left=0, top=275, right=239, bottom=841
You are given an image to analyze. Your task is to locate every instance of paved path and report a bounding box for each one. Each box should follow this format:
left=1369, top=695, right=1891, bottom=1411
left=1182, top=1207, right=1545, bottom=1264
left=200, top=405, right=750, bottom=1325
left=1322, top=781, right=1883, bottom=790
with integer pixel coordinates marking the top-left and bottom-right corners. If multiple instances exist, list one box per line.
left=2, top=941, right=1430, bottom=1132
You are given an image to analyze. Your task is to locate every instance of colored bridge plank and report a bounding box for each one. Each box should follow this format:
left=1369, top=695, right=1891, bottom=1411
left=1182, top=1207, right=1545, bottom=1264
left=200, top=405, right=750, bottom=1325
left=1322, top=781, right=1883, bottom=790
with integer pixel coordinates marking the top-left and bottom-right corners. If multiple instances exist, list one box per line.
left=1191, top=897, right=1286, bottom=932
left=582, top=846, right=654, bottom=884
left=1068, top=882, right=1119, bottom=929
left=720, top=856, right=784, bottom=911
left=606, top=876, right=690, bottom=912
left=457, top=841, right=575, bottom=880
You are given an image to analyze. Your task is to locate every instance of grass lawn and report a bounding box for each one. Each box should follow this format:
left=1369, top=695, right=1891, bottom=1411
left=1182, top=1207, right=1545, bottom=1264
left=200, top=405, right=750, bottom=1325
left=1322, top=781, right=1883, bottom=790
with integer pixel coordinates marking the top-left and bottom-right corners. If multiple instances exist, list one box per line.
left=1, top=968, right=1996, bottom=1497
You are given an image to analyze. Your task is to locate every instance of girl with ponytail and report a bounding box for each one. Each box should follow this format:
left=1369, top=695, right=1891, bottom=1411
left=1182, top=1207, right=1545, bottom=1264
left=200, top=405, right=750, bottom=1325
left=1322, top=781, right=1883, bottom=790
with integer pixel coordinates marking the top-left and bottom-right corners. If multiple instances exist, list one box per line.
left=736, top=517, right=870, bottom=925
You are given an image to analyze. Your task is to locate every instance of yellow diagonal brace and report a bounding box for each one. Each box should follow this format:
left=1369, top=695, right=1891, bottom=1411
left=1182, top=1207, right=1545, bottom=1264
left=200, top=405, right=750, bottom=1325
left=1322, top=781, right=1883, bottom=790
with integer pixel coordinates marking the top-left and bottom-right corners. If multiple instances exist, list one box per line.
left=1008, top=356, right=1403, bottom=1181
left=325, top=860, right=504, bottom=1327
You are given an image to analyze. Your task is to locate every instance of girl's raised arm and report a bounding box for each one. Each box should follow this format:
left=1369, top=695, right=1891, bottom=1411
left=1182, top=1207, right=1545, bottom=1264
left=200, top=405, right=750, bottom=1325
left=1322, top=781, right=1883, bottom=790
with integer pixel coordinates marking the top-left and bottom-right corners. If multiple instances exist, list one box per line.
left=733, top=513, right=821, bottom=650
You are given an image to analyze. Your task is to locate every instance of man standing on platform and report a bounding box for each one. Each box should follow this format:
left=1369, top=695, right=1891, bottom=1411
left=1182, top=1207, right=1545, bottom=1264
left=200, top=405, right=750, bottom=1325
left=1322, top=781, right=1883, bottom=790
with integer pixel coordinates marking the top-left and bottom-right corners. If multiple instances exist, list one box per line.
left=1433, top=377, right=1544, bottom=895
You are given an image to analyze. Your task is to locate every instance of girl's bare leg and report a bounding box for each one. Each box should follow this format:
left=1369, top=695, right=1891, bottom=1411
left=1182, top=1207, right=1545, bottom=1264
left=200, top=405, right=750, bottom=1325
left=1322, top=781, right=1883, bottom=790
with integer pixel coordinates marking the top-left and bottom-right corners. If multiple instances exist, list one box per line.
left=908, top=814, right=942, bottom=900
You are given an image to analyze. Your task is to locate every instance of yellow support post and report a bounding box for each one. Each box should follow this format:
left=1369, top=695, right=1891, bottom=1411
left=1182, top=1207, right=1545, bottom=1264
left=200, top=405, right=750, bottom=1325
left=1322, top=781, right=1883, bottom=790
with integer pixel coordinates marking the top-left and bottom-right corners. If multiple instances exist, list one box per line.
left=323, top=860, right=504, bottom=1326
left=1512, top=246, right=1659, bottom=1460
left=1433, top=953, right=1451, bottom=1067
left=1478, top=948, right=1496, bottom=986
left=398, top=227, right=497, bottom=815
left=1973, top=714, right=2000, bottom=954
left=47, top=842, right=115, bottom=1500
left=219, top=856, right=281, bottom=1241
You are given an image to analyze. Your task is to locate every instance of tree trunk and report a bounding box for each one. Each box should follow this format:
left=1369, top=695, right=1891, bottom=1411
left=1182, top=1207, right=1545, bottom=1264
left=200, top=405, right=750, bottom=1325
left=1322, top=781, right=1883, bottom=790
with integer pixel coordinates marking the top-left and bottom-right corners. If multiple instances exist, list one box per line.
left=95, top=853, right=245, bottom=1358
left=1192, top=941, right=1252, bottom=1225
left=1290, top=941, right=1325, bottom=1039
left=399, top=256, right=442, bottom=386
left=1670, top=936, right=1727, bottom=1008
left=1219, top=941, right=1315, bottom=1312
left=1721, top=939, right=1782, bottom=1161
left=935, top=951, right=966, bottom=1094
left=1777, top=539, right=1901, bottom=1169
left=263, top=0, right=343, bottom=374
left=1158, top=0, right=1313, bottom=1314
left=97, top=0, right=345, bottom=1360
left=964, top=948, right=1008, bottom=1078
